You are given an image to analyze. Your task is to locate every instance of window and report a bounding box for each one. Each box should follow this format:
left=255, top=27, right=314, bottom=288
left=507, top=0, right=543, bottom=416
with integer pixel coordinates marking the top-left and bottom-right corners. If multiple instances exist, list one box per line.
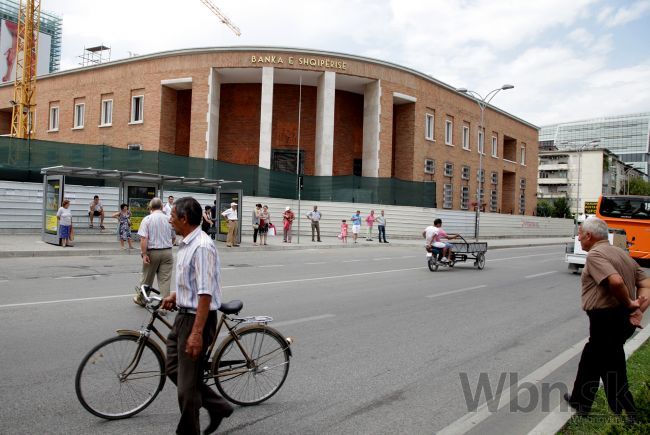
left=477, top=168, right=485, bottom=183
left=444, top=162, right=454, bottom=177
left=461, top=186, right=470, bottom=210
left=424, top=159, right=435, bottom=174
left=491, top=136, right=498, bottom=157
left=479, top=187, right=485, bottom=204
left=101, top=99, right=113, bottom=126
left=461, top=165, right=470, bottom=180
left=131, top=95, right=144, bottom=123
left=462, top=125, right=470, bottom=150
left=491, top=171, right=498, bottom=185
left=478, top=129, right=484, bottom=154
left=490, top=190, right=498, bottom=212
left=445, top=120, right=453, bottom=145
left=519, top=192, right=526, bottom=214
left=272, top=149, right=305, bottom=174
left=520, top=144, right=526, bottom=165
left=73, top=103, right=85, bottom=129
left=443, top=184, right=453, bottom=209
left=48, top=106, right=59, bottom=131
left=520, top=178, right=526, bottom=189
left=425, top=113, right=434, bottom=141
left=128, top=143, right=142, bottom=151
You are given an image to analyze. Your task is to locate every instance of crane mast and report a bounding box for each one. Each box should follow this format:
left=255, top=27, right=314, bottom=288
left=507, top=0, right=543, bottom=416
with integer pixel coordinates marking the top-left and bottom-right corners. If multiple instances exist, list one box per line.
left=11, top=0, right=41, bottom=139
left=199, top=0, right=241, bottom=36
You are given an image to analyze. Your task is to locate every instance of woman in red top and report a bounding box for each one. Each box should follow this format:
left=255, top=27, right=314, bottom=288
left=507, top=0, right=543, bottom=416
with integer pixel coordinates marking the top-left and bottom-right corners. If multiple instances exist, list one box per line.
left=283, top=206, right=295, bottom=243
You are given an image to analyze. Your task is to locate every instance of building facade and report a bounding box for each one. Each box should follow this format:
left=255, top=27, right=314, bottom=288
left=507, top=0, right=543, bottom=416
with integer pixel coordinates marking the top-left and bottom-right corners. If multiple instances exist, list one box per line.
left=538, top=148, right=644, bottom=215
left=539, top=112, right=650, bottom=176
left=0, top=47, right=539, bottom=214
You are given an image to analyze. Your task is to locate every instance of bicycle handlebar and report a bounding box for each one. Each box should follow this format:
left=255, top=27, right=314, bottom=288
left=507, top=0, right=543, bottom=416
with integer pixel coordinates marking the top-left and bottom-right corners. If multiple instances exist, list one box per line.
left=140, top=285, right=162, bottom=308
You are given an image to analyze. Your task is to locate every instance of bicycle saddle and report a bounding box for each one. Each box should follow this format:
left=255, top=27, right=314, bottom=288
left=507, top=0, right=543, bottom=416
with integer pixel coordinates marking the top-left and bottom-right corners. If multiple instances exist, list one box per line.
left=219, top=300, right=243, bottom=314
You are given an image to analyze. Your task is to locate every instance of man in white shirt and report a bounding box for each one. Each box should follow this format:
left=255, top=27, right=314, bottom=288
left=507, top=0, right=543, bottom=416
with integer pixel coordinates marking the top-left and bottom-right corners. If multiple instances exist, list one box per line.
left=88, top=195, right=105, bottom=229
left=163, top=195, right=174, bottom=216
left=221, top=202, right=239, bottom=247
left=134, top=197, right=175, bottom=308
left=305, top=205, right=322, bottom=242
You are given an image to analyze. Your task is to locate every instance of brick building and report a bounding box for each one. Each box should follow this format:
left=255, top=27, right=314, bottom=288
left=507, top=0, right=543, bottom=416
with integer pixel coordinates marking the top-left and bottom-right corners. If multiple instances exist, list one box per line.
left=0, top=47, right=539, bottom=214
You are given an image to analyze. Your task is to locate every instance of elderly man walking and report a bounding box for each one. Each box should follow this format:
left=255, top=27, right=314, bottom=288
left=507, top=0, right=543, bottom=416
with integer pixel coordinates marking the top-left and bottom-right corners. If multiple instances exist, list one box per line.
left=564, top=217, right=649, bottom=422
left=221, top=202, right=239, bottom=247
left=134, top=197, right=175, bottom=309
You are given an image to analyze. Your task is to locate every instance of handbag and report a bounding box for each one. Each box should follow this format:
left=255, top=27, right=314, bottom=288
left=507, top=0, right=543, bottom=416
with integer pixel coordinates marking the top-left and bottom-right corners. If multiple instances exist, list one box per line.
left=268, top=223, right=276, bottom=237
left=69, top=225, right=75, bottom=241
left=252, top=224, right=259, bottom=230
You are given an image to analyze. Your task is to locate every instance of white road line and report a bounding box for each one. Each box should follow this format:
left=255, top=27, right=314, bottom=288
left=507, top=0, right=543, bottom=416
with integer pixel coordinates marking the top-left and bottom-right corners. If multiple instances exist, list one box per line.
left=225, top=267, right=423, bottom=289
left=437, top=337, right=589, bottom=435
left=272, top=314, right=336, bottom=328
left=490, top=253, right=557, bottom=262
left=373, top=257, right=393, bottom=261
left=259, top=264, right=284, bottom=268
left=525, top=271, right=558, bottom=279
left=426, top=285, right=487, bottom=299
left=304, top=262, right=327, bottom=265
left=343, top=259, right=362, bottom=262
left=0, top=294, right=133, bottom=308
left=54, top=275, right=103, bottom=280
left=222, top=267, right=236, bottom=270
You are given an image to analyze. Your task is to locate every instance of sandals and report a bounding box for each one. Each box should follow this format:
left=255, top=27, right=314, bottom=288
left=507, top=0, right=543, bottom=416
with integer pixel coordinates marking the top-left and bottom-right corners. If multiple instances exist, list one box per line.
left=100, top=225, right=105, bottom=230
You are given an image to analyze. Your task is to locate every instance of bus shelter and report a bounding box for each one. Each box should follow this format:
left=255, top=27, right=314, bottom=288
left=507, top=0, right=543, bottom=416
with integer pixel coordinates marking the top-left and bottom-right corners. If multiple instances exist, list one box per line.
left=41, top=165, right=242, bottom=246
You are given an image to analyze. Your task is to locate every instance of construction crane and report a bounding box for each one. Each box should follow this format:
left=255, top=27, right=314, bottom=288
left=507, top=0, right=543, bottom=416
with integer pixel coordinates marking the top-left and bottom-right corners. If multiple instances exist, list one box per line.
left=11, top=0, right=41, bottom=139
left=199, top=0, right=241, bottom=36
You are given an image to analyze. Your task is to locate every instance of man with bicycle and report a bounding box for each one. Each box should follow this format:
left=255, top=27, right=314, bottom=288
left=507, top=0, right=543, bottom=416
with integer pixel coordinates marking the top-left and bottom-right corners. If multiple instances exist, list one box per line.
left=162, top=197, right=234, bottom=434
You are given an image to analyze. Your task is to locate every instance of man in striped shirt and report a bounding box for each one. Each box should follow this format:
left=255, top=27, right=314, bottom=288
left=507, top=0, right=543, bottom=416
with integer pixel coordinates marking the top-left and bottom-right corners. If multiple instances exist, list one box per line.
left=134, top=197, right=175, bottom=307
left=162, top=196, right=233, bottom=434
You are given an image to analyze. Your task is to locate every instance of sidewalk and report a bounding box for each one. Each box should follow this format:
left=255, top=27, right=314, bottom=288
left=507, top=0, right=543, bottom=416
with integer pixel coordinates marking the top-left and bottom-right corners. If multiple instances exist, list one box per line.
left=0, top=232, right=573, bottom=258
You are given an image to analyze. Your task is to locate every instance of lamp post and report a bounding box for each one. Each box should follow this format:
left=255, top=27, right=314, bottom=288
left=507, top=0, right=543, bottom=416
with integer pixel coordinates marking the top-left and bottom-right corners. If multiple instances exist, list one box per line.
left=560, top=139, right=600, bottom=218
left=457, top=84, right=514, bottom=240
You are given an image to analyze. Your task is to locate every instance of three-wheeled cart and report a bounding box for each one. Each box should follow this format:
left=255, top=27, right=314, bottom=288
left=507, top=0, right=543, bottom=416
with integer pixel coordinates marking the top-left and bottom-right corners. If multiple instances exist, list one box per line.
left=427, top=234, right=488, bottom=272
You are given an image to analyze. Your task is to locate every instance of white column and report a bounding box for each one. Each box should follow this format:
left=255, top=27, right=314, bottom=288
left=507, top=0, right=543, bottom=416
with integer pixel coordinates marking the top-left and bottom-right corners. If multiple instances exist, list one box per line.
left=259, top=67, right=274, bottom=169
left=362, top=80, right=381, bottom=177
left=205, top=68, right=220, bottom=159
left=315, top=71, right=336, bottom=176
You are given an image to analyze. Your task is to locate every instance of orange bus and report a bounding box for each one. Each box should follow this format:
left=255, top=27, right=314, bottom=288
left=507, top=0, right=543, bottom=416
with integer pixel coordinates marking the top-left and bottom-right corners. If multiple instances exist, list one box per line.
left=596, top=195, right=650, bottom=259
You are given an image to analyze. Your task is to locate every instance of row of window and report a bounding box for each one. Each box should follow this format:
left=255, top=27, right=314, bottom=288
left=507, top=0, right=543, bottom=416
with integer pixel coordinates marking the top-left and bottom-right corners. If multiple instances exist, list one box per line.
left=441, top=184, right=526, bottom=213
left=425, top=113, right=527, bottom=164
left=47, top=96, right=144, bottom=132
left=425, top=159, right=498, bottom=183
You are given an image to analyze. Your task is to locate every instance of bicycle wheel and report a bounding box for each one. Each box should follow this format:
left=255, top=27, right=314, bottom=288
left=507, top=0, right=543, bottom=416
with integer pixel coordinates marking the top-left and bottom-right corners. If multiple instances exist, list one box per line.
left=75, top=335, right=166, bottom=419
left=213, top=325, right=290, bottom=406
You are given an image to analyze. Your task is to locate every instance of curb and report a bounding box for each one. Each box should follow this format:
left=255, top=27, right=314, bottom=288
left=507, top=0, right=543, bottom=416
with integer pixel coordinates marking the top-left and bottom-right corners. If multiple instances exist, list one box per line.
left=0, top=241, right=569, bottom=259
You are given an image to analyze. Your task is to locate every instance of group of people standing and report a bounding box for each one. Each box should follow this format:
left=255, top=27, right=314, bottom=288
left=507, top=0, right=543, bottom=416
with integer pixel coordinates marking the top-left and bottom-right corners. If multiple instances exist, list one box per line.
left=345, top=209, right=388, bottom=244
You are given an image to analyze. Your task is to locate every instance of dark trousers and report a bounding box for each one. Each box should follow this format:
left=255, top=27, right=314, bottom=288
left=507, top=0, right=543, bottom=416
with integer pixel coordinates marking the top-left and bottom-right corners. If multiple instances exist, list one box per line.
left=311, top=221, right=321, bottom=241
left=570, top=307, right=637, bottom=415
left=253, top=226, right=259, bottom=243
left=166, top=312, right=232, bottom=434
left=378, top=225, right=386, bottom=242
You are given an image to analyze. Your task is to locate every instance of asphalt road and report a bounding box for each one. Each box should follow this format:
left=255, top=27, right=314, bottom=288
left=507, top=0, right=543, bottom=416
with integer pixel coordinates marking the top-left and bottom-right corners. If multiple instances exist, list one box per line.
left=0, top=245, right=643, bottom=434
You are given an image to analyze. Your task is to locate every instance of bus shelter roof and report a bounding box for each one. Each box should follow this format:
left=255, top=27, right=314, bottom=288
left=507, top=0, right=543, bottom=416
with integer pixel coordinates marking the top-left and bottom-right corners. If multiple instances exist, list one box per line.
left=40, top=165, right=241, bottom=188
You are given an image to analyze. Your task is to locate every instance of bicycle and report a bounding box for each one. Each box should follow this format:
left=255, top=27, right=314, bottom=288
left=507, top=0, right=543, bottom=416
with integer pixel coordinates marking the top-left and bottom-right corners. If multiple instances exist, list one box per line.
left=75, top=285, right=293, bottom=420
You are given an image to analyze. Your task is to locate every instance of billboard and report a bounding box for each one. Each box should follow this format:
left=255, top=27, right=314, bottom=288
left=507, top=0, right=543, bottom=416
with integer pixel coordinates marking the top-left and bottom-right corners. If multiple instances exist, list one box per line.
left=0, top=18, right=51, bottom=83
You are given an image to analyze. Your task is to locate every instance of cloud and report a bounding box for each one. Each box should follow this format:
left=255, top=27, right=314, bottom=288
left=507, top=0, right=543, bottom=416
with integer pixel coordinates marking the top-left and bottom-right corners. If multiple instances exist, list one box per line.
left=597, top=0, right=650, bottom=27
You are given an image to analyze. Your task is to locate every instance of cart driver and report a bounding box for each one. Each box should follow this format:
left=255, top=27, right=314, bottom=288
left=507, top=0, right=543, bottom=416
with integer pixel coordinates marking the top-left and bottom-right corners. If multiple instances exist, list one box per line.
left=424, top=218, right=458, bottom=262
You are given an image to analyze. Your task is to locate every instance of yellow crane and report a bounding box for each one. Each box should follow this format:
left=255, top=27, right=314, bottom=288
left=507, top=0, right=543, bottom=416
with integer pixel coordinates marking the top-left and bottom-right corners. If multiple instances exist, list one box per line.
left=11, top=0, right=41, bottom=139
left=199, top=0, right=241, bottom=36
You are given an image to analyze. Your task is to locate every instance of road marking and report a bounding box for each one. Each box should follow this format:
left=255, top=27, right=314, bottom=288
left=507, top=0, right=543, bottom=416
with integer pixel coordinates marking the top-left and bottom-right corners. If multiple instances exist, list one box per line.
left=273, top=314, right=336, bottom=327
left=426, top=285, right=487, bottom=299
left=259, top=264, right=284, bottom=268
left=490, top=253, right=557, bottom=262
left=225, top=267, right=423, bottom=289
left=222, top=267, right=236, bottom=270
left=343, top=259, right=362, bottom=262
left=437, top=337, right=589, bottom=435
left=373, top=257, right=394, bottom=261
left=304, top=262, right=327, bottom=265
left=0, top=294, right=133, bottom=308
left=54, top=275, right=104, bottom=280
left=525, top=271, right=558, bottom=279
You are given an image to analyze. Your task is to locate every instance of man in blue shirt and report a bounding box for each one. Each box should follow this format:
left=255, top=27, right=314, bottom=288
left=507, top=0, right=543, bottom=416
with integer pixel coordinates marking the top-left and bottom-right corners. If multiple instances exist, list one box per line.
left=351, top=210, right=361, bottom=244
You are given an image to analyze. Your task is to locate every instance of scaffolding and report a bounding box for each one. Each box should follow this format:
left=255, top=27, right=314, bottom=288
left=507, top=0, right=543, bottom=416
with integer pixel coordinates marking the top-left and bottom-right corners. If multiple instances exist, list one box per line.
left=79, top=45, right=111, bottom=67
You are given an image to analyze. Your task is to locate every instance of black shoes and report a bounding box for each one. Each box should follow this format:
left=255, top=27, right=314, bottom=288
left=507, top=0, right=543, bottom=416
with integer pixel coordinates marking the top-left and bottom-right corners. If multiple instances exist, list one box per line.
left=204, top=406, right=234, bottom=434
left=563, top=393, right=589, bottom=416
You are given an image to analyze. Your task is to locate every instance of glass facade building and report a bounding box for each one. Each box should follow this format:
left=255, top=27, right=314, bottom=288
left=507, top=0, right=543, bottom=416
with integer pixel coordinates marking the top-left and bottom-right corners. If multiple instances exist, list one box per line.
left=539, top=112, right=650, bottom=175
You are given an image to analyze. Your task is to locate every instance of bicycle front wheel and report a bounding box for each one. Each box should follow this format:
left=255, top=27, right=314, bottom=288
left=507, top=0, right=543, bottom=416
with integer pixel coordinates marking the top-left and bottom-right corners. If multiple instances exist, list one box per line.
left=75, top=335, right=166, bottom=419
left=213, top=325, right=290, bottom=406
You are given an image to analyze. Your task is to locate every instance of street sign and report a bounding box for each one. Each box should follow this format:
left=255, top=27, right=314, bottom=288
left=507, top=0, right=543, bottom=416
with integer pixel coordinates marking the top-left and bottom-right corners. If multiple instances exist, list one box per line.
left=584, top=201, right=597, bottom=215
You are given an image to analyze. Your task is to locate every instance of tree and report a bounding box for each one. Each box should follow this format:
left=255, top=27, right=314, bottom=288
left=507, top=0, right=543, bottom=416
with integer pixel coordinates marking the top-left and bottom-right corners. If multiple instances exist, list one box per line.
left=536, top=199, right=553, bottom=217
left=628, top=177, right=650, bottom=196
left=552, top=197, right=573, bottom=219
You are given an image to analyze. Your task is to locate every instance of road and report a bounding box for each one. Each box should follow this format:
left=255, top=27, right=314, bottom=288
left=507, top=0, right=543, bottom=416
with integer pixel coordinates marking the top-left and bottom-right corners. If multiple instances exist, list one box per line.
left=0, top=244, right=643, bottom=434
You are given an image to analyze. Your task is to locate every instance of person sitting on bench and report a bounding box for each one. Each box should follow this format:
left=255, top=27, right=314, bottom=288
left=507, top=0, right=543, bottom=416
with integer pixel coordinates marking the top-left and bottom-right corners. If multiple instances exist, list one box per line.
left=88, top=195, right=105, bottom=229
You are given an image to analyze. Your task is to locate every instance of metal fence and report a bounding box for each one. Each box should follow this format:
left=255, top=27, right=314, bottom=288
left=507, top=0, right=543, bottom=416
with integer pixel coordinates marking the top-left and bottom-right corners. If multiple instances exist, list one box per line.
left=0, top=137, right=436, bottom=207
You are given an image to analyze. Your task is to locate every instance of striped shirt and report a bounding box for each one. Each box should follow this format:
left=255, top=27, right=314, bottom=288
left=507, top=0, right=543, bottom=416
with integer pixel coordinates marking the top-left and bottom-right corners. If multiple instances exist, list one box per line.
left=138, top=210, right=174, bottom=249
left=175, top=226, right=222, bottom=311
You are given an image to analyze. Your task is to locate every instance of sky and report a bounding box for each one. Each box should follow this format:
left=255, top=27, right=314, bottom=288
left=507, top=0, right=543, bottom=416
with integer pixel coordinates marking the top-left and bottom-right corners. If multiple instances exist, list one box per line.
left=48, top=0, right=650, bottom=127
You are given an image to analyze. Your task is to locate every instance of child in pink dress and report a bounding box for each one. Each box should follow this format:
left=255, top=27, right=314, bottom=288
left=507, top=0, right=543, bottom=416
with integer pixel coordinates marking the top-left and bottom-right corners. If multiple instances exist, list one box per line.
left=340, top=220, right=348, bottom=243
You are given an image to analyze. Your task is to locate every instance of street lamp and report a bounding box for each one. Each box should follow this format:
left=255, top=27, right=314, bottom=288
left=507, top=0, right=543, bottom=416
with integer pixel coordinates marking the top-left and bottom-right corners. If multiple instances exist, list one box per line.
left=457, top=84, right=514, bottom=240
left=560, top=139, right=600, bottom=218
